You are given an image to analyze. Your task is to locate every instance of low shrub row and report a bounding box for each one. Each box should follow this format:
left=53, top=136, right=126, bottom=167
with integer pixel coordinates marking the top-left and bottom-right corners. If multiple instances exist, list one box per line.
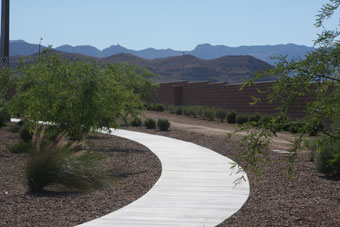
left=144, top=103, right=164, bottom=112
left=130, top=117, right=171, bottom=131
left=166, top=105, right=324, bottom=136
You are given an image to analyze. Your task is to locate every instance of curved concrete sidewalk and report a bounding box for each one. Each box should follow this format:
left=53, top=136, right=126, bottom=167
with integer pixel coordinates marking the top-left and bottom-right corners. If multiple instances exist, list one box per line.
left=78, top=129, right=249, bottom=227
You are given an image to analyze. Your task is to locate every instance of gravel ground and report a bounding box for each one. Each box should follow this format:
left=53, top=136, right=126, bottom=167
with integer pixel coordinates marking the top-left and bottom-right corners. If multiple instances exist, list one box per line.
left=135, top=111, right=340, bottom=227
left=0, top=124, right=161, bottom=227
left=1, top=113, right=340, bottom=227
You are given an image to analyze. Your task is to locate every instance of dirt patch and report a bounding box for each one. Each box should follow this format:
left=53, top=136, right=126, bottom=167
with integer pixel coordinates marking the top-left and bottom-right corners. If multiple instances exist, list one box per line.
left=145, top=110, right=302, bottom=151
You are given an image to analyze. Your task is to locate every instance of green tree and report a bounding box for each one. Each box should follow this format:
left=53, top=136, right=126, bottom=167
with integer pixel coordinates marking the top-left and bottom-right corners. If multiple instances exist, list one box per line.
left=232, top=0, right=340, bottom=178
left=10, top=51, right=155, bottom=140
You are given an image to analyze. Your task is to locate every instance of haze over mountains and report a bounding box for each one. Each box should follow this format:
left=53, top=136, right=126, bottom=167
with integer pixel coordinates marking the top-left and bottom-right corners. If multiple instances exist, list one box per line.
left=9, top=49, right=272, bottom=84
left=10, top=40, right=314, bottom=65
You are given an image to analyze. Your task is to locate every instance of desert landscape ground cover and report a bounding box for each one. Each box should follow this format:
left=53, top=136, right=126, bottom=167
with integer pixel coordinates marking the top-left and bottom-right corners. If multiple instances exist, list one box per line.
left=1, top=111, right=339, bottom=226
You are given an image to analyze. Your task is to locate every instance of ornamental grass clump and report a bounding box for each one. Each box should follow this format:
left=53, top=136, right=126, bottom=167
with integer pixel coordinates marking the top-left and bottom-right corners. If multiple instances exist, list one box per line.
left=157, top=119, right=170, bottom=131
left=144, top=118, right=156, bottom=129
left=26, top=128, right=112, bottom=193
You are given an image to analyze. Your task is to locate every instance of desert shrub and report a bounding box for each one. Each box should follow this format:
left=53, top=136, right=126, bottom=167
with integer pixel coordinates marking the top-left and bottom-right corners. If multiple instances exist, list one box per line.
left=144, top=118, right=156, bottom=129
left=154, top=104, right=164, bottom=112
left=18, top=120, right=25, bottom=126
left=236, top=114, right=249, bottom=125
left=183, top=107, right=191, bottom=116
left=9, top=141, right=32, bottom=153
left=258, top=115, right=273, bottom=128
left=227, top=111, right=237, bottom=124
left=26, top=129, right=112, bottom=192
left=215, top=108, right=227, bottom=122
left=10, top=51, right=155, bottom=140
left=9, top=124, right=20, bottom=133
left=168, top=105, right=175, bottom=114
left=248, top=113, right=262, bottom=123
left=0, top=110, right=10, bottom=128
left=157, top=119, right=170, bottom=131
left=174, top=106, right=183, bottom=115
left=288, top=123, right=300, bottom=134
left=44, top=125, right=64, bottom=141
left=131, top=117, right=142, bottom=127
left=186, top=106, right=197, bottom=118
left=313, top=137, right=340, bottom=176
left=197, top=106, right=209, bottom=119
left=19, top=122, right=33, bottom=142
left=308, top=122, right=324, bottom=136
left=203, top=108, right=215, bottom=121
left=144, top=103, right=154, bottom=110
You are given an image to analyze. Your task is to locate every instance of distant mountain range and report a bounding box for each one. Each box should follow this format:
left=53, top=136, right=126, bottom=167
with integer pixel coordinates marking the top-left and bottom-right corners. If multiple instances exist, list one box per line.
left=10, top=50, right=272, bottom=84
left=9, top=40, right=314, bottom=65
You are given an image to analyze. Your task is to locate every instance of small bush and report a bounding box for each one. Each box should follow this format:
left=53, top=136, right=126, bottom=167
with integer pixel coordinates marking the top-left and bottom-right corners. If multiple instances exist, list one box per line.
left=203, top=108, right=215, bottom=121
left=183, top=107, right=191, bottom=116
left=174, top=106, right=183, bottom=115
left=157, top=119, right=170, bottom=131
left=18, top=120, right=25, bottom=126
left=144, top=118, right=156, bottom=129
left=9, top=124, right=21, bottom=133
left=168, top=105, right=175, bottom=114
left=258, top=115, right=273, bottom=128
left=313, top=137, right=340, bottom=176
left=236, top=114, right=249, bottom=125
left=0, top=110, right=10, bottom=128
left=197, top=106, right=209, bottom=119
left=9, top=141, right=32, bottom=153
left=227, top=111, right=237, bottom=124
left=308, top=122, right=324, bottom=136
left=215, top=108, right=227, bottom=122
left=288, top=124, right=299, bottom=134
left=187, top=106, right=197, bottom=118
left=26, top=128, right=112, bottom=192
left=248, top=113, right=262, bottom=123
left=20, top=123, right=33, bottom=142
left=154, top=104, right=164, bottom=112
left=131, top=117, right=142, bottom=127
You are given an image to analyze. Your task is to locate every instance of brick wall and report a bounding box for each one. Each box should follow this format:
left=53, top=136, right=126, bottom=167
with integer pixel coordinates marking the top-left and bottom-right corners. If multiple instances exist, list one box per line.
left=151, top=81, right=312, bottom=118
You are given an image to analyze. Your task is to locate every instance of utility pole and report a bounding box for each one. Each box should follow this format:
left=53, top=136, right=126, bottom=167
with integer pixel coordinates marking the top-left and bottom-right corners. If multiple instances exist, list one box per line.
left=182, top=52, right=184, bottom=81
left=39, top=38, right=43, bottom=57
left=0, top=0, right=9, bottom=67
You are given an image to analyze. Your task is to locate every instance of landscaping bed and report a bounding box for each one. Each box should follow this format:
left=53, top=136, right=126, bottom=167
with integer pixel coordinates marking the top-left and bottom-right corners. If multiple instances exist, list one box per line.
left=1, top=113, right=339, bottom=226
left=131, top=111, right=340, bottom=227
left=0, top=124, right=161, bottom=227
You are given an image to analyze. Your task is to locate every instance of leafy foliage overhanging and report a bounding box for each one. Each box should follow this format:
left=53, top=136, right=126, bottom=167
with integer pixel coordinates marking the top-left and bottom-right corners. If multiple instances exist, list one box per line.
left=231, top=0, right=340, bottom=178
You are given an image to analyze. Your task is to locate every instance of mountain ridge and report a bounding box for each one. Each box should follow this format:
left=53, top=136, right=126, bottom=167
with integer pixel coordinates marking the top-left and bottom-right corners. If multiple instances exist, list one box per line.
left=8, top=39, right=314, bottom=65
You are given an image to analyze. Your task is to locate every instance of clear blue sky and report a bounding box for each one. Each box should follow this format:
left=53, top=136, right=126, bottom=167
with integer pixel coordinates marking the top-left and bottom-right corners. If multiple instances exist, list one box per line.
left=7, top=0, right=340, bottom=50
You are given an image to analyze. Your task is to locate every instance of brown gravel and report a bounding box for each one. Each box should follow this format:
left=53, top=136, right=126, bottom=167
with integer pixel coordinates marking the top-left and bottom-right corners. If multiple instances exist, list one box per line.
left=0, top=124, right=161, bottom=227
left=1, top=112, right=340, bottom=227
left=135, top=111, right=340, bottom=227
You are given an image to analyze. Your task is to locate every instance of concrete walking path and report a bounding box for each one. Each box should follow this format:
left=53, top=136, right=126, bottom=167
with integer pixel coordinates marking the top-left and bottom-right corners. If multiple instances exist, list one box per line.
left=78, top=129, right=250, bottom=227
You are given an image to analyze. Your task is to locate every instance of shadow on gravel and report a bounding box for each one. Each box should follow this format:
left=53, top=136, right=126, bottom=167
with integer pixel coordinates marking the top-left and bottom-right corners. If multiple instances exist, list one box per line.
left=114, top=171, right=147, bottom=179
left=320, top=175, right=340, bottom=182
left=101, top=148, right=145, bottom=154
left=27, top=190, right=83, bottom=198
